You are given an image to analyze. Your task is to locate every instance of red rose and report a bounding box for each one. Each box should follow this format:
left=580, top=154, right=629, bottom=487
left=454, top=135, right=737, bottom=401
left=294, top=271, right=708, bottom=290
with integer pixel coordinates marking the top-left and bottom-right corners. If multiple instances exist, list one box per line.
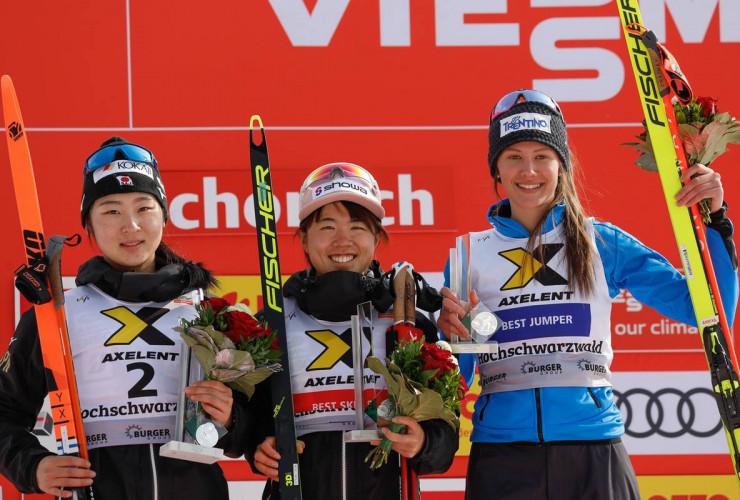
left=420, top=342, right=457, bottom=380
left=457, top=374, right=469, bottom=400
left=696, top=96, right=719, bottom=118
left=203, top=297, right=230, bottom=314
left=223, top=310, right=266, bottom=344
left=392, top=324, right=423, bottom=343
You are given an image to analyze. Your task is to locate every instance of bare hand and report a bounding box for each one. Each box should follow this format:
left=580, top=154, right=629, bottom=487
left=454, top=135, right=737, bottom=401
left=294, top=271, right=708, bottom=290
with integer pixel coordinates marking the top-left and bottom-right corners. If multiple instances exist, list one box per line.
left=35, top=455, right=95, bottom=498
left=253, top=436, right=305, bottom=482
left=676, top=163, right=724, bottom=213
left=184, top=380, right=234, bottom=427
left=372, top=416, right=425, bottom=458
left=437, top=287, right=480, bottom=340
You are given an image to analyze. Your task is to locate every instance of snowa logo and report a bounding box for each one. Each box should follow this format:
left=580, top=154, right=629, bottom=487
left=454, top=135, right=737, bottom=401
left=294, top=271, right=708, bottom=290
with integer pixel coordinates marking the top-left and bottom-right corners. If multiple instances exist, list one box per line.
left=520, top=360, right=562, bottom=375
left=500, top=113, right=551, bottom=137
left=576, top=358, right=607, bottom=374
left=77, top=295, right=90, bottom=303
left=313, top=180, right=369, bottom=199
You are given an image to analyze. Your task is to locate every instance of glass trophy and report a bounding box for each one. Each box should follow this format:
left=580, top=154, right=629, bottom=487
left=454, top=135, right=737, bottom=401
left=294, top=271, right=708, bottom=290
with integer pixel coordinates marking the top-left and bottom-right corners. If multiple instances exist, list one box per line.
left=344, top=301, right=382, bottom=442
left=160, top=342, right=227, bottom=463
left=449, top=234, right=500, bottom=353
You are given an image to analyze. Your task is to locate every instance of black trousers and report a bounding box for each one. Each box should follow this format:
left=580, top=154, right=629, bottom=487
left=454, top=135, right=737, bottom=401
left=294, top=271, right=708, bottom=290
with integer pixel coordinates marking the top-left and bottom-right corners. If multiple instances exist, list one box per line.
left=465, top=440, right=640, bottom=500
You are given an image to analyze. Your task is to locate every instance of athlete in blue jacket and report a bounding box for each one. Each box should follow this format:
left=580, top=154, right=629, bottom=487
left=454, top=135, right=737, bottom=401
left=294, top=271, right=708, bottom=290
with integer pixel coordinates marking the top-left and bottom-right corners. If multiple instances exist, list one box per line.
left=437, top=89, right=738, bottom=499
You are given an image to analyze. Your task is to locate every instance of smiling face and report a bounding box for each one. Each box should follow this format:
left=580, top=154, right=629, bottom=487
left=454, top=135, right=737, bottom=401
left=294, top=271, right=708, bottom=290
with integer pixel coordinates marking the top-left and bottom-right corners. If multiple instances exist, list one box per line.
left=495, top=141, right=562, bottom=232
left=301, top=202, right=380, bottom=276
left=87, top=192, right=165, bottom=273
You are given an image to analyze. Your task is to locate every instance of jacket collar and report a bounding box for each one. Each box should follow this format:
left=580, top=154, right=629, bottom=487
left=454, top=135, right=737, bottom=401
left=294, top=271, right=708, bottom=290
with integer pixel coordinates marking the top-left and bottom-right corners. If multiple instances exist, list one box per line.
left=486, top=199, right=565, bottom=237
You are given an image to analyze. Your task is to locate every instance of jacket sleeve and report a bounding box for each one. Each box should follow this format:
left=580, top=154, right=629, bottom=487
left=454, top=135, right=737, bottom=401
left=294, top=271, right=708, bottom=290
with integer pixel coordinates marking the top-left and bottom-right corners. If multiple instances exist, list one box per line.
left=0, top=308, right=55, bottom=493
left=595, top=210, right=738, bottom=327
left=404, top=314, right=459, bottom=474
left=216, top=390, right=259, bottom=458
left=408, top=419, right=459, bottom=475
left=241, top=343, right=277, bottom=474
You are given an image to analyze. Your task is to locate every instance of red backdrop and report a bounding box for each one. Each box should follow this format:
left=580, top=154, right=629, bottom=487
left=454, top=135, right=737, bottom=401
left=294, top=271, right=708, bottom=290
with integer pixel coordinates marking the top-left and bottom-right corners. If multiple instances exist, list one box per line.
left=2, top=1, right=740, bottom=498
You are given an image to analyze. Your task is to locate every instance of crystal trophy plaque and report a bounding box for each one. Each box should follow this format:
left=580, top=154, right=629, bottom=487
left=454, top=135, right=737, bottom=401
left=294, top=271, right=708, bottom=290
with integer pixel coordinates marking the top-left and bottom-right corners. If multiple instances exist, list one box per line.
left=160, top=343, right=227, bottom=464
left=344, top=301, right=382, bottom=442
left=449, top=234, right=500, bottom=353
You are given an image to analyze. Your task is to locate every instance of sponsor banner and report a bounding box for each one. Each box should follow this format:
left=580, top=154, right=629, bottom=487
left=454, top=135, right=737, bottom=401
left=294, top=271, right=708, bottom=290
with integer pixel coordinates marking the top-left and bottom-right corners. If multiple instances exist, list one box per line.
left=4, top=2, right=740, bottom=125
left=611, top=290, right=702, bottom=351
left=613, top=371, right=726, bottom=455
left=162, top=168, right=446, bottom=235
left=637, top=475, right=738, bottom=500
left=458, top=373, right=479, bottom=456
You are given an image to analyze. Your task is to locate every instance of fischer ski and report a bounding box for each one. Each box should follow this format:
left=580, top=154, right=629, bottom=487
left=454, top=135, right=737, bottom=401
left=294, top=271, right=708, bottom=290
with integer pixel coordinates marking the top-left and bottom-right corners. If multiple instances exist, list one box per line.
left=616, top=1, right=740, bottom=484
left=1, top=75, right=88, bottom=462
left=249, top=115, right=302, bottom=499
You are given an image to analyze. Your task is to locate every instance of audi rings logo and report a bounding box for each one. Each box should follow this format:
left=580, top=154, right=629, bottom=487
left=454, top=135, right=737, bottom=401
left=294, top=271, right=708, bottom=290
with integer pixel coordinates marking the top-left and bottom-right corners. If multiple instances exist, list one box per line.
left=613, top=387, right=722, bottom=438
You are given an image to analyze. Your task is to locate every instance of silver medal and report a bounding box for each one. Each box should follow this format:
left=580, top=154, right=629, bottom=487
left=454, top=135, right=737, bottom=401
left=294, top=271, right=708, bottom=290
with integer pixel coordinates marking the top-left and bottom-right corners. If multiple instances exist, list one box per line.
left=195, top=422, right=219, bottom=448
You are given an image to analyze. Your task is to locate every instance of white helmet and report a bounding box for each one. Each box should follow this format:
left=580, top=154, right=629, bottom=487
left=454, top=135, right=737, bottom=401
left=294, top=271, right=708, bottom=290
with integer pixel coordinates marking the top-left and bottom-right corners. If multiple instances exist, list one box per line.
left=298, top=163, right=385, bottom=222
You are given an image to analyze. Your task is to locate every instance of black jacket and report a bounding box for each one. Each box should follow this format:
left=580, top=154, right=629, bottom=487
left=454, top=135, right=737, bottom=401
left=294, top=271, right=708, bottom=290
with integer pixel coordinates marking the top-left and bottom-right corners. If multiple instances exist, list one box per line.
left=246, top=263, right=459, bottom=500
left=0, top=257, right=254, bottom=499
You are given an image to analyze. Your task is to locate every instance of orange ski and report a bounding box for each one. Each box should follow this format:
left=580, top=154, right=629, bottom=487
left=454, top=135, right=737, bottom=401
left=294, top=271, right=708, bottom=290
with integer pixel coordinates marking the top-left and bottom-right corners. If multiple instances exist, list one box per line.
left=1, top=75, right=87, bottom=460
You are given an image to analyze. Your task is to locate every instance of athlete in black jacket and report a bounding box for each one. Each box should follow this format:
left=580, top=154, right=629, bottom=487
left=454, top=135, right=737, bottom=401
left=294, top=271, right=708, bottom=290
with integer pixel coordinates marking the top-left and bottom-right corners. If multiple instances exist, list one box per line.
left=0, top=137, right=253, bottom=499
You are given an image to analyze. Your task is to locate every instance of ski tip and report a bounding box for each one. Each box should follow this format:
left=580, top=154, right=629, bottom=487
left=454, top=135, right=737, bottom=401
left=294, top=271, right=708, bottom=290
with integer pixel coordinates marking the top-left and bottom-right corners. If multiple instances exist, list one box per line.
left=249, top=115, right=264, bottom=130
left=1, top=74, right=11, bottom=87
left=249, top=115, right=265, bottom=148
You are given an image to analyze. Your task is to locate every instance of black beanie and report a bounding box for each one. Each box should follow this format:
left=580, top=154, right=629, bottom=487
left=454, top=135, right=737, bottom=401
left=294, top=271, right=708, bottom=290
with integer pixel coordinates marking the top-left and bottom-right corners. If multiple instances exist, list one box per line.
left=487, top=101, right=569, bottom=177
left=80, top=137, right=168, bottom=227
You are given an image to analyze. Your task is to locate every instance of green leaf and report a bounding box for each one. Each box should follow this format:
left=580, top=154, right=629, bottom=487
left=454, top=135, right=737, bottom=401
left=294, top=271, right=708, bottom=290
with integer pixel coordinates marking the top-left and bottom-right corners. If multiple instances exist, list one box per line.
left=226, top=367, right=278, bottom=398
left=699, top=122, right=740, bottom=165
left=367, top=357, right=400, bottom=396
left=192, top=345, right=215, bottom=373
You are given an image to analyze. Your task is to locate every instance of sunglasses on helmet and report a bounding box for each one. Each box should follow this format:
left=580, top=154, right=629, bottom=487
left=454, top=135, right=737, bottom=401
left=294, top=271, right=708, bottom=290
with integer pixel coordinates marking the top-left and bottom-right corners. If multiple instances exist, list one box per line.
left=490, top=89, right=564, bottom=122
left=84, top=142, right=158, bottom=177
left=300, top=163, right=377, bottom=191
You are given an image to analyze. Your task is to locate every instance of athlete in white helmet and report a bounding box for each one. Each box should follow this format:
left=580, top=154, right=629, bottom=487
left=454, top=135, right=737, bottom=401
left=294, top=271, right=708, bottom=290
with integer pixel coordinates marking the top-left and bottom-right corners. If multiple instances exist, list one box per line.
left=249, top=163, right=458, bottom=499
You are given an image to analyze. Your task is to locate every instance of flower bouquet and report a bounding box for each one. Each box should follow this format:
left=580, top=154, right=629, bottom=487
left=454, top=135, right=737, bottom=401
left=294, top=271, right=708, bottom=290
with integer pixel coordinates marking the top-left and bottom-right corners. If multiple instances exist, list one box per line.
left=623, top=96, right=740, bottom=222
left=162, top=296, right=283, bottom=461
left=364, top=338, right=467, bottom=469
left=176, top=296, right=282, bottom=398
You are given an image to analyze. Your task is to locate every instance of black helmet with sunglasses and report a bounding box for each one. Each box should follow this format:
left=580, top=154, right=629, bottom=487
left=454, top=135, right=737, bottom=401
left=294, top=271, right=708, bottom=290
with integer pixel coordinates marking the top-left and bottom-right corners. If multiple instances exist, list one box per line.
left=80, top=137, right=168, bottom=227
left=487, top=89, right=570, bottom=177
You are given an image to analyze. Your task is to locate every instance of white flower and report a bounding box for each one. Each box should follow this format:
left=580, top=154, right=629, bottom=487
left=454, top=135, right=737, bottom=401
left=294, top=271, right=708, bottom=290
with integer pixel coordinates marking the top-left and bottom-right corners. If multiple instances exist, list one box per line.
left=436, top=340, right=452, bottom=352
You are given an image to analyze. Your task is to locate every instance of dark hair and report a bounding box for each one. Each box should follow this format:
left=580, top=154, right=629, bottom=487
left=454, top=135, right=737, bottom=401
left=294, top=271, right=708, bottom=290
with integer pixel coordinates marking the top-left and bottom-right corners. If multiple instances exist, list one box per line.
left=491, top=148, right=596, bottom=297
left=296, top=201, right=389, bottom=267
